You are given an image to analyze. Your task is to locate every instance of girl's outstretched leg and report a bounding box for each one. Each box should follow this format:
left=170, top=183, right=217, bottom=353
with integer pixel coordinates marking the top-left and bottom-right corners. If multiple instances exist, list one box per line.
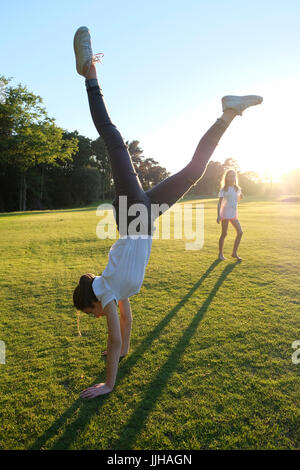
left=74, top=27, right=149, bottom=234
left=146, top=116, right=231, bottom=207
left=85, top=73, right=144, bottom=201
left=146, top=95, right=262, bottom=208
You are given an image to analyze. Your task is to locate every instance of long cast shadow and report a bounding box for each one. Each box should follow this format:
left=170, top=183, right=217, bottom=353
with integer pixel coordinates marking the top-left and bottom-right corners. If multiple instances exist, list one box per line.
left=31, top=259, right=221, bottom=450
left=111, top=262, right=237, bottom=449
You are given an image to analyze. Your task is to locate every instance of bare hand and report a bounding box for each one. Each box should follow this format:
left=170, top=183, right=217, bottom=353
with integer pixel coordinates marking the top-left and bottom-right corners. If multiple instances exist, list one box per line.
left=80, top=383, right=112, bottom=399
left=217, top=217, right=221, bottom=224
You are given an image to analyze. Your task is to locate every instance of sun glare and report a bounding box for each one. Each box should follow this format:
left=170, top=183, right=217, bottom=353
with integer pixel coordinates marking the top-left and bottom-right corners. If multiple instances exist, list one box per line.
left=141, top=77, right=300, bottom=182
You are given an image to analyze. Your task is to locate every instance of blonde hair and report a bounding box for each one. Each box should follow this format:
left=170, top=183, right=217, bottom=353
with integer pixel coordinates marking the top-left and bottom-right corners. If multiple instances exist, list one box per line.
left=220, top=169, right=240, bottom=193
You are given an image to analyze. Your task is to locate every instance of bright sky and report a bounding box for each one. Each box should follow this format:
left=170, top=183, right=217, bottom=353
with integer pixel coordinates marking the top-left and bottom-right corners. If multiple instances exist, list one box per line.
left=1, top=0, right=300, bottom=179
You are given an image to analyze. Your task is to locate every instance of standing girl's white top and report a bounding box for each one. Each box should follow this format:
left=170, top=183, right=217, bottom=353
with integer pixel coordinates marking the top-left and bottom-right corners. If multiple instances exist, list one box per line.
left=92, top=236, right=153, bottom=308
left=218, top=186, right=241, bottom=219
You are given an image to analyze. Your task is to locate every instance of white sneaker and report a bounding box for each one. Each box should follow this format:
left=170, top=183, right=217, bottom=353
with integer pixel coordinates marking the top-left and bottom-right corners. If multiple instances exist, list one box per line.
left=73, top=26, right=103, bottom=77
left=222, top=95, right=263, bottom=116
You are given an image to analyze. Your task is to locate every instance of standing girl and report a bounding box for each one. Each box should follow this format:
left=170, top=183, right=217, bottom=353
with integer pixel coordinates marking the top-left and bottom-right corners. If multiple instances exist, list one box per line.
left=217, top=170, right=244, bottom=261
left=72, top=26, right=262, bottom=398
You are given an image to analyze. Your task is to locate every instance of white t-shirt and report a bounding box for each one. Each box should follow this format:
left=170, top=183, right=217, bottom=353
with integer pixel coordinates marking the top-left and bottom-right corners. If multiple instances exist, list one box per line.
left=92, top=236, right=153, bottom=309
left=218, top=186, right=241, bottom=219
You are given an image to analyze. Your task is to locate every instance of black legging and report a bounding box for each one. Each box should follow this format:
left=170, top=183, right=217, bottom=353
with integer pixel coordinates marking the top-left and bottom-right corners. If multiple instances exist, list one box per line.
left=86, top=78, right=229, bottom=235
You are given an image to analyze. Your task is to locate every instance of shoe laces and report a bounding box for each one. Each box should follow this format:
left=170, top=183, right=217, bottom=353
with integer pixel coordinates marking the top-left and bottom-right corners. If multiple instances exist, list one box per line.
left=92, top=53, right=104, bottom=64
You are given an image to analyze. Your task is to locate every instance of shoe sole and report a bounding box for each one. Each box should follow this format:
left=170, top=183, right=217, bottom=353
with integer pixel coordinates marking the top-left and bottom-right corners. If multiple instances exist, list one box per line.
left=73, top=26, right=92, bottom=76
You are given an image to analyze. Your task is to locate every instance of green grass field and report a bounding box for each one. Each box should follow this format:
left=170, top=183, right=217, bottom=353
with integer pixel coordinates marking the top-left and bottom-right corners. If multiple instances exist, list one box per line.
left=0, top=197, right=299, bottom=450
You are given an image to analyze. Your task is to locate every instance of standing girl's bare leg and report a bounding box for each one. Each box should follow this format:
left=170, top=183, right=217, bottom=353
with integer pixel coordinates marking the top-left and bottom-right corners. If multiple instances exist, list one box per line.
left=219, top=219, right=229, bottom=260
left=231, top=219, right=243, bottom=261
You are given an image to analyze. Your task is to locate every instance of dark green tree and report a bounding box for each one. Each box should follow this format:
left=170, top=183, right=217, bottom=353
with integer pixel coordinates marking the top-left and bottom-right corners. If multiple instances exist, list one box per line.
left=126, top=140, right=170, bottom=190
left=0, top=77, right=78, bottom=210
left=92, top=137, right=113, bottom=199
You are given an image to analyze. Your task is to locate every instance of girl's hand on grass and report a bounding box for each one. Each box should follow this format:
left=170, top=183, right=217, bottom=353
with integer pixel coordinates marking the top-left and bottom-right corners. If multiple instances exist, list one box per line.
left=80, top=382, right=112, bottom=399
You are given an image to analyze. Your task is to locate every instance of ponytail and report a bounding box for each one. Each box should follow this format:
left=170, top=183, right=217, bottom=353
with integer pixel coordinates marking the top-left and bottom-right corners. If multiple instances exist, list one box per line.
left=73, top=273, right=98, bottom=312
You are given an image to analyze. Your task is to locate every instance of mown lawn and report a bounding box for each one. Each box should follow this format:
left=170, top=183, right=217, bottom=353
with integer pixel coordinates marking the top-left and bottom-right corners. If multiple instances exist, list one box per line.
left=0, top=197, right=299, bottom=450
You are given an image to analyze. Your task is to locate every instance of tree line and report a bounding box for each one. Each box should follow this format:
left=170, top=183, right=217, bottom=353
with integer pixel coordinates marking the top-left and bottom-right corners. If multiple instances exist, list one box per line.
left=0, top=76, right=169, bottom=212
left=0, top=75, right=299, bottom=213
